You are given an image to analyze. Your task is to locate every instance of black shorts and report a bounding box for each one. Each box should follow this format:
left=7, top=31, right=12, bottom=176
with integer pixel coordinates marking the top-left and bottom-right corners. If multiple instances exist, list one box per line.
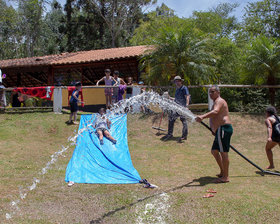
left=70, top=102, right=78, bottom=113
left=96, top=128, right=108, bottom=133
left=212, top=124, right=233, bottom=152
left=272, top=134, right=280, bottom=143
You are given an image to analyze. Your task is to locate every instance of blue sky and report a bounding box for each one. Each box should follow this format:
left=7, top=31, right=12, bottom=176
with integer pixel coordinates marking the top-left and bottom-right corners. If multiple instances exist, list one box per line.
left=54, top=0, right=257, bottom=19
left=149, top=0, right=257, bottom=19
left=7, top=0, right=257, bottom=20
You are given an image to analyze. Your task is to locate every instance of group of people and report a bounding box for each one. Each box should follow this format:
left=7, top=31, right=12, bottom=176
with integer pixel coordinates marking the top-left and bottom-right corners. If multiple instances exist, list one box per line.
left=160, top=76, right=232, bottom=183
left=96, top=69, right=137, bottom=108
left=68, top=74, right=280, bottom=184
left=165, top=75, right=280, bottom=183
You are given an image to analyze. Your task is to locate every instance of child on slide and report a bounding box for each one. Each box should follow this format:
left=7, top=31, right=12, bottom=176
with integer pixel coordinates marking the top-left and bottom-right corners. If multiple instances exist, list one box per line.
left=94, top=108, right=117, bottom=145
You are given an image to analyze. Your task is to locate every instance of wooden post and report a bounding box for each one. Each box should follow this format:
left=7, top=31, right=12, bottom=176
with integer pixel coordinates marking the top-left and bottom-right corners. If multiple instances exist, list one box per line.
left=53, top=87, right=62, bottom=113
left=16, top=73, right=21, bottom=87
left=81, top=68, right=84, bottom=85
left=208, top=85, right=213, bottom=111
left=48, top=67, right=54, bottom=86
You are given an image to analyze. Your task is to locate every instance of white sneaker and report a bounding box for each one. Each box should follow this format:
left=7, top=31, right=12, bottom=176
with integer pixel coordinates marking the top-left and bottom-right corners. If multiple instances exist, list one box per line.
left=68, top=181, right=74, bottom=187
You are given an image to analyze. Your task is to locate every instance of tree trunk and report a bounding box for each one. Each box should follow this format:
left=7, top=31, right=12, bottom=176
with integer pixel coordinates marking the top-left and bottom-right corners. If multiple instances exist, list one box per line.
left=99, top=0, right=105, bottom=48
left=65, top=0, right=73, bottom=52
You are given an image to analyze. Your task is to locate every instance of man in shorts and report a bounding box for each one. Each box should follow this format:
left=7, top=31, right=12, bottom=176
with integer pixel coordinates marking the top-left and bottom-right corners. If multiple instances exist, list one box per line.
left=196, top=85, right=233, bottom=183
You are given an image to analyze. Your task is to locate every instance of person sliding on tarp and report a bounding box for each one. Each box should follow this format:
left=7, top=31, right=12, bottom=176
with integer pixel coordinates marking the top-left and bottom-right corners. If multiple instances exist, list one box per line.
left=94, top=108, right=117, bottom=145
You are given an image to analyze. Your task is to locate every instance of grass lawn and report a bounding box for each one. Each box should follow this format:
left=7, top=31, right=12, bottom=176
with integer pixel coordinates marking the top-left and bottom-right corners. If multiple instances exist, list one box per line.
left=0, top=112, right=280, bottom=224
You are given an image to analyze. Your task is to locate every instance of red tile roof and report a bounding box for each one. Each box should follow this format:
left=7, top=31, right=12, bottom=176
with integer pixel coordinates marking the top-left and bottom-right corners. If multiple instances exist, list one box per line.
left=0, top=46, right=152, bottom=68
left=0, top=52, right=78, bottom=68
left=52, top=45, right=152, bottom=65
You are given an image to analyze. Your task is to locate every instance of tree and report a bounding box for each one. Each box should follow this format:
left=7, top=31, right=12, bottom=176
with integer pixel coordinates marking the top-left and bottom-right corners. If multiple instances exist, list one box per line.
left=18, top=0, right=45, bottom=57
left=242, top=0, right=280, bottom=38
left=140, top=26, right=216, bottom=85
left=85, top=0, right=156, bottom=48
left=130, top=3, right=182, bottom=46
left=43, top=0, right=67, bottom=54
left=190, top=3, right=241, bottom=84
left=242, top=35, right=280, bottom=105
left=0, top=0, right=19, bottom=59
left=192, top=3, right=239, bottom=38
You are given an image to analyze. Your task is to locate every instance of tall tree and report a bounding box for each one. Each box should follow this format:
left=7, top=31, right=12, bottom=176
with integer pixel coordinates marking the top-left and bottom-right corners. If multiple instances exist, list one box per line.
left=242, top=0, right=280, bottom=38
left=242, top=36, right=280, bottom=105
left=0, top=0, right=19, bottom=59
left=192, top=3, right=239, bottom=38
left=86, top=0, right=156, bottom=48
left=18, top=0, right=45, bottom=57
left=140, top=26, right=216, bottom=85
left=43, top=0, right=67, bottom=54
left=64, top=0, right=75, bottom=52
left=130, top=3, right=180, bottom=46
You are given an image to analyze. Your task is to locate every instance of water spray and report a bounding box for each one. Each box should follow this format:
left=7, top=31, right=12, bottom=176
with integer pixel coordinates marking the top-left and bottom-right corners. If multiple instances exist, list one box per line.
left=5, top=116, right=97, bottom=220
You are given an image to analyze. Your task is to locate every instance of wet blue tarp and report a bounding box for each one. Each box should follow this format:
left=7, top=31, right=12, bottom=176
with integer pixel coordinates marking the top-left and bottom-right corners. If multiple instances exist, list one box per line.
left=65, top=114, right=141, bottom=184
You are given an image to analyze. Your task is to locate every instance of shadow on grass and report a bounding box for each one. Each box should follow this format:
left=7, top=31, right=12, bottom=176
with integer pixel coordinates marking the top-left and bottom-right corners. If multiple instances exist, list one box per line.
left=89, top=176, right=216, bottom=224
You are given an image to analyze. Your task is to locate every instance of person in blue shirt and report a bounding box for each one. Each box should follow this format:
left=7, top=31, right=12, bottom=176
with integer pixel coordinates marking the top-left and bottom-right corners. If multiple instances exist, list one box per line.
left=67, top=82, right=82, bottom=125
left=163, top=76, right=190, bottom=143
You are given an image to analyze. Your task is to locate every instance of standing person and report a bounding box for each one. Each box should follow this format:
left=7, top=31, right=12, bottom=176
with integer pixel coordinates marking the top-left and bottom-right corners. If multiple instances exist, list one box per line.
left=11, top=90, right=21, bottom=107
left=96, top=69, right=117, bottom=108
left=196, top=85, right=233, bottom=183
left=125, top=77, right=133, bottom=99
left=162, top=76, right=190, bottom=143
left=112, top=70, right=126, bottom=103
left=264, top=106, right=280, bottom=169
left=68, top=82, right=82, bottom=125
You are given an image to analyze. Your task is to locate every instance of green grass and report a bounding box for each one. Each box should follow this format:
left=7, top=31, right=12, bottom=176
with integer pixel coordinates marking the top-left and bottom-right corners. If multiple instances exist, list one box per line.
left=1, top=112, right=280, bottom=223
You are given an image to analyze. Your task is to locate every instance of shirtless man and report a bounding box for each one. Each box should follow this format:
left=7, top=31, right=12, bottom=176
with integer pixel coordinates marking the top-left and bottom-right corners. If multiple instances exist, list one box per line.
left=195, top=85, right=233, bottom=183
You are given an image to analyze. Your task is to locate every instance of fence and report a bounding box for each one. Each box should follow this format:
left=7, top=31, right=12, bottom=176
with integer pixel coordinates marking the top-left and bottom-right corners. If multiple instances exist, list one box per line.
left=1, top=85, right=280, bottom=113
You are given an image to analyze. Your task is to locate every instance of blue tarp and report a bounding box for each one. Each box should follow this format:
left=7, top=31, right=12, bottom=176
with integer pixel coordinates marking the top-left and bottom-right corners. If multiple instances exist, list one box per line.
left=65, top=114, right=141, bottom=184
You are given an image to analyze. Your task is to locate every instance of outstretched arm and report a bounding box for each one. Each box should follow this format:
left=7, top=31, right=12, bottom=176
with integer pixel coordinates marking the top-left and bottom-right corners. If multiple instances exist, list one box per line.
left=96, top=77, right=104, bottom=86
left=112, top=77, right=117, bottom=85
left=120, top=78, right=126, bottom=85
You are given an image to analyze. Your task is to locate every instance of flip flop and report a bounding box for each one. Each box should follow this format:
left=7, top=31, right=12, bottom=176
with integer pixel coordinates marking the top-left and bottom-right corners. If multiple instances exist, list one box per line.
left=214, top=178, right=229, bottom=184
left=203, top=193, right=214, bottom=198
left=206, top=189, right=217, bottom=193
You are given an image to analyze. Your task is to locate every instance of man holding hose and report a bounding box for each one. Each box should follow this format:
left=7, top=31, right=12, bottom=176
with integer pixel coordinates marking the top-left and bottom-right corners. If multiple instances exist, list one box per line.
left=196, top=85, right=233, bottom=183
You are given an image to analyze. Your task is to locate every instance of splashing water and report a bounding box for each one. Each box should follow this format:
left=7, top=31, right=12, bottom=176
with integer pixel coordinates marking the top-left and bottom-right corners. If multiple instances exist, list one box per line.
left=136, top=193, right=170, bottom=224
left=5, top=90, right=195, bottom=220
left=108, top=91, right=196, bottom=122
left=5, top=118, right=96, bottom=220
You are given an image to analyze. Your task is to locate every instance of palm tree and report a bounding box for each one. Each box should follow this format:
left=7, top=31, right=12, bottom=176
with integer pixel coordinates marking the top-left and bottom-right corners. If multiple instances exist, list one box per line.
left=243, top=36, right=280, bottom=105
left=140, top=26, right=216, bottom=85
